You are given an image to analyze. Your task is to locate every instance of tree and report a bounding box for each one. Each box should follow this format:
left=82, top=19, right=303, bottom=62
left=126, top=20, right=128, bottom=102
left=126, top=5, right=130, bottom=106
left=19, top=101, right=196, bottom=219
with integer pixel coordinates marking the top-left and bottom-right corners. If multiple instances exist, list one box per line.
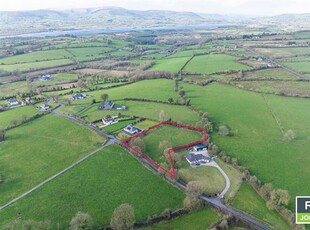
left=270, top=189, right=291, bottom=207
left=283, top=129, right=296, bottom=141
left=218, top=125, right=229, bottom=136
left=3, top=219, right=51, bottom=230
left=10, top=119, right=19, bottom=127
left=260, top=183, right=273, bottom=199
left=178, top=89, right=185, bottom=98
left=184, top=181, right=203, bottom=210
left=101, top=93, right=109, bottom=101
left=168, top=98, right=174, bottom=103
left=129, top=137, right=145, bottom=153
left=110, top=203, right=135, bottom=230
left=0, top=129, right=5, bottom=142
left=21, top=115, right=28, bottom=122
left=69, top=212, right=93, bottom=230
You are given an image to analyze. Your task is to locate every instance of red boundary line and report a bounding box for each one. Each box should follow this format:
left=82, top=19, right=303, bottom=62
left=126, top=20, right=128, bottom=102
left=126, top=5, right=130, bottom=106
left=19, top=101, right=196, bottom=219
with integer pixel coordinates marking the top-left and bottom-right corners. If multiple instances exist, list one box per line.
left=122, top=121, right=208, bottom=178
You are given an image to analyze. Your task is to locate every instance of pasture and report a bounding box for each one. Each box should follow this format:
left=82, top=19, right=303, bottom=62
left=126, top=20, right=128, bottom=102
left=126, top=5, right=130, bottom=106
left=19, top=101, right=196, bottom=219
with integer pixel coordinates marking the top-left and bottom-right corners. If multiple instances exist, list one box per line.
left=232, top=183, right=290, bottom=229
left=184, top=54, right=250, bottom=74
left=0, top=145, right=185, bottom=228
left=148, top=57, right=191, bottom=73
left=0, top=106, right=42, bottom=129
left=0, top=81, right=30, bottom=98
left=181, top=82, right=310, bottom=209
left=141, top=125, right=202, bottom=167
left=243, top=68, right=298, bottom=80
left=0, top=114, right=105, bottom=205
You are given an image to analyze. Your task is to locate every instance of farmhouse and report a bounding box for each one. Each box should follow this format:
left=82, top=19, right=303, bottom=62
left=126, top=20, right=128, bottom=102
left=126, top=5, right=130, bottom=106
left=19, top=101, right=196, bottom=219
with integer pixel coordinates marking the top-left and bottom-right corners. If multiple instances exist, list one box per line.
left=38, top=103, right=51, bottom=111
left=98, top=100, right=114, bottom=110
left=123, top=124, right=143, bottom=135
left=185, top=153, right=211, bottom=166
left=72, top=93, right=91, bottom=100
left=7, top=98, right=21, bottom=107
left=102, top=115, right=119, bottom=125
left=40, top=74, right=53, bottom=81
left=25, top=97, right=36, bottom=104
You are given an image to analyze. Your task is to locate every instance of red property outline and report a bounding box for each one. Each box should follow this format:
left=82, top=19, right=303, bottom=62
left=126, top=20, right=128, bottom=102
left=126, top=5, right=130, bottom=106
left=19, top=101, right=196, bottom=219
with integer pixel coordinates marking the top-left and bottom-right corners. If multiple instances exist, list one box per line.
left=122, top=121, right=208, bottom=178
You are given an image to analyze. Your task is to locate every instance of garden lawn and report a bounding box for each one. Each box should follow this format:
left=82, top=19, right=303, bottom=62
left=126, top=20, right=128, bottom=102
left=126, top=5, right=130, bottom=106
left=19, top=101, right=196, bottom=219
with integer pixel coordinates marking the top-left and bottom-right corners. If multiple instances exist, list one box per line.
left=0, top=114, right=105, bottom=205
left=232, top=183, right=290, bottom=229
left=102, top=119, right=136, bottom=134
left=0, top=145, right=185, bottom=229
left=181, top=83, right=310, bottom=209
left=184, top=54, right=250, bottom=74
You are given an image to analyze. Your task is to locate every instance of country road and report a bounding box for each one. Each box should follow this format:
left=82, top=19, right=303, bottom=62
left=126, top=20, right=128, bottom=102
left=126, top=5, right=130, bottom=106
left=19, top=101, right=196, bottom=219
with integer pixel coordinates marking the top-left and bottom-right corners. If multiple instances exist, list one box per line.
left=0, top=106, right=270, bottom=230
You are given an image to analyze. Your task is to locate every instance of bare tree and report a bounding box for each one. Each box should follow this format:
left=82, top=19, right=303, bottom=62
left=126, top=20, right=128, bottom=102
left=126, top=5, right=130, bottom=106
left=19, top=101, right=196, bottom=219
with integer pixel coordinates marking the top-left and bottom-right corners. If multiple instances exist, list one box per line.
left=283, top=130, right=296, bottom=141
left=69, top=212, right=93, bottom=230
left=110, top=203, right=135, bottom=230
left=218, top=125, right=229, bottom=136
left=159, top=110, right=167, bottom=121
left=129, top=137, right=145, bottom=153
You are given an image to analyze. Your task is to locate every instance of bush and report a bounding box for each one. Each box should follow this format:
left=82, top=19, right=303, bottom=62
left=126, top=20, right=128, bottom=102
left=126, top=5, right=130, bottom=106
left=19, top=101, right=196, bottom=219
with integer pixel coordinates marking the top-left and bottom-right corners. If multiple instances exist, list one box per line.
left=218, top=125, right=229, bottom=136
left=69, top=212, right=93, bottom=230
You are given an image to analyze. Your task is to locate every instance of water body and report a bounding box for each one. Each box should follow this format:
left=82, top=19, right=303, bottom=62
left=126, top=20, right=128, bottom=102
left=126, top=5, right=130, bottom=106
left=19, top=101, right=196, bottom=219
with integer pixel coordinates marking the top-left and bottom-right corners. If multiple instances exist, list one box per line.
left=0, top=24, right=237, bottom=39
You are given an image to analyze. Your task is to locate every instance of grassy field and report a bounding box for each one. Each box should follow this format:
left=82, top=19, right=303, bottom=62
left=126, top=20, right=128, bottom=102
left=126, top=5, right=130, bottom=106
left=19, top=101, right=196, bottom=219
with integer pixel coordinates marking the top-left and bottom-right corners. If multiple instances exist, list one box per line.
left=0, top=49, right=72, bottom=64
left=232, top=183, right=290, bottom=229
left=184, top=54, right=250, bottom=74
left=0, top=114, right=105, bottom=205
left=148, top=57, right=191, bottom=73
left=0, top=59, right=73, bottom=72
left=70, top=79, right=179, bottom=103
left=32, top=73, right=78, bottom=86
left=231, top=80, right=310, bottom=97
left=0, top=81, right=30, bottom=98
left=254, top=47, right=310, bottom=58
left=166, top=49, right=207, bottom=58
left=140, top=208, right=220, bottom=230
left=78, top=100, right=201, bottom=125
left=181, top=83, right=310, bottom=209
left=243, top=68, right=299, bottom=80
left=135, top=120, right=159, bottom=130
left=141, top=125, right=202, bottom=167
left=67, top=47, right=113, bottom=61
left=281, top=61, right=310, bottom=73
left=0, top=145, right=185, bottom=229
left=0, top=106, right=42, bottom=129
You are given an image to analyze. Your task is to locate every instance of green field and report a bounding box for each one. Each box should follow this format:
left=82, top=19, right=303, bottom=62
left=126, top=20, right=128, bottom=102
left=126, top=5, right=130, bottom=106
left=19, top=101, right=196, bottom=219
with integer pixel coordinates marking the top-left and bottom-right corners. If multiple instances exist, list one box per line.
left=0, top=145, right=185, bottom=228
left=141, top=208, right=220, bottom=230
left=78, top=100, right=200, bottom=125
left=281, top=61, right=310, bottom=73
left=0, top=59, right=73, bottom=72
left=0, top=81, right=30, bottom=98
left=232, top=183, right=290, bottom=229
left=0, top=115, right=105, bottom=205
left=32, top=73, right=78, bottom=86
left=254, top=47, right=310, bottom=58
left=67, top=47, right=113, bottom=61
left=184, top=54, right=250, bottom=74
left=141, top=125, right=202, bottom=167
left=181, top=82, right=310, bottom=209
left=0, top=49, right=72, bottom=65
left=148, top=57, right=191, bottom=73
left=0, top=106, right=42, bottom=129
left=243, top=68, right=298, bottom=80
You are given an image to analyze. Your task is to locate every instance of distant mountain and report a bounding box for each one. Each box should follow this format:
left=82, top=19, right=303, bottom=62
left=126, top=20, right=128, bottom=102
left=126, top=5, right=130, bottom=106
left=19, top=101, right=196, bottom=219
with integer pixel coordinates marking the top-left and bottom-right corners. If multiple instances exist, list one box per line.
left=0, top=7, right=225, bottom=36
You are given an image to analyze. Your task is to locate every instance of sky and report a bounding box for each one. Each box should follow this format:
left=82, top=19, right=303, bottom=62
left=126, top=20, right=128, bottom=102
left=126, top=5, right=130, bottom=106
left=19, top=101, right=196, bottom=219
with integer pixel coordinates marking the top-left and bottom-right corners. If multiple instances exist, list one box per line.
left=0, top=0, right=309, bottom=16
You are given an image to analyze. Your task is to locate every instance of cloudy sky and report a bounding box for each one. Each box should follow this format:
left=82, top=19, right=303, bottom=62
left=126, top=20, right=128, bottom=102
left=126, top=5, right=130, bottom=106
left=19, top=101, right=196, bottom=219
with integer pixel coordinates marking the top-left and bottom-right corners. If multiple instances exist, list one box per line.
left=0, top=0, right=309, bottom=16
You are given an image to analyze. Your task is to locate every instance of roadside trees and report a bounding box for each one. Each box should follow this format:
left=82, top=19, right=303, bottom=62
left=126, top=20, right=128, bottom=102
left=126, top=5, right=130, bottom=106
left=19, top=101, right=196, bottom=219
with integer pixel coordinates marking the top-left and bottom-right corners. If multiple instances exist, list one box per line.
left=184, top=181, right=204, bottom=210
left=69, top=212, right=93, bottom=230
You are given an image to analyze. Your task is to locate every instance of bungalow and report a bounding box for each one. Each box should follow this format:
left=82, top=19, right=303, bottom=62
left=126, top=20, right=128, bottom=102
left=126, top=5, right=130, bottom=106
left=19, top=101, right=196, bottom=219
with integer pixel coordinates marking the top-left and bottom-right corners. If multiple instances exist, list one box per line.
left=185, top=153, right=211, bottom=166
left=192, top=144, right=208, bottom=152
left=102, top=116, right=119, bottom=125
left=72, top=93, right=91, bottom=100
left=38, top=104, right=51, bottom=111
left=98, top=100, right=114, bottom=110
left=7, top=98, right=20, bottom=107
left=123, top=124, right=143, bottom=135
